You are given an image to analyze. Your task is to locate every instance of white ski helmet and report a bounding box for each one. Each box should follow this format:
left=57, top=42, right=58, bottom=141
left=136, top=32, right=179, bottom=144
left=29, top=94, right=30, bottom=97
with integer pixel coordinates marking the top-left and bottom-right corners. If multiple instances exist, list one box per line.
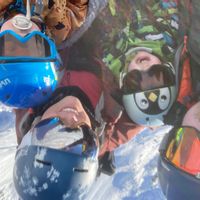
left=13, top=117, right=99, bottom=200
left=120, top=48, right=177, bottom=126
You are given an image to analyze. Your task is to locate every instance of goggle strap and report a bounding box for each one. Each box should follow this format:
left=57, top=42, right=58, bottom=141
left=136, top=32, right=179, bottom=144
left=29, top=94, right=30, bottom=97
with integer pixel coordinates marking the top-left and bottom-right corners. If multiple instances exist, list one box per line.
left=119, top=71, right=126, bottom=89
left=163, top=62, right=176, bottom=77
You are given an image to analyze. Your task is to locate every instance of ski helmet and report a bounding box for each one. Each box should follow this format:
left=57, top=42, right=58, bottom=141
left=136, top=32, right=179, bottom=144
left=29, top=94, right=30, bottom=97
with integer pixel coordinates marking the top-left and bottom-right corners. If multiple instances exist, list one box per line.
left=0, top=30, right=63, bottom=108
left=158, top=126, right=200, bottom=200
left=120, top=48, right=177, bottom=126
left=13, top=117, right=99, bottom=200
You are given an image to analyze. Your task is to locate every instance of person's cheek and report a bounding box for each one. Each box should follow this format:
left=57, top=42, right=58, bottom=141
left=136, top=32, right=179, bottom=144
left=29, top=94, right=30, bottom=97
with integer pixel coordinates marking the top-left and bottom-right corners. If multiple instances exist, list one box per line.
left=128, top=60, right=137, bottom=72
left=150, top=56, right=162, bottom=65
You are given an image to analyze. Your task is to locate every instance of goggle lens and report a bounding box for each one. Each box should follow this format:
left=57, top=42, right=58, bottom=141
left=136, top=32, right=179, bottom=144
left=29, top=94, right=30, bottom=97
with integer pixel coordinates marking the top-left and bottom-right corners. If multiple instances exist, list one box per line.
left=0, top=30, right=53, bottom=58
left=163, top=127, right=200, bottom=177
left=122, top=64, right=175, bottom=94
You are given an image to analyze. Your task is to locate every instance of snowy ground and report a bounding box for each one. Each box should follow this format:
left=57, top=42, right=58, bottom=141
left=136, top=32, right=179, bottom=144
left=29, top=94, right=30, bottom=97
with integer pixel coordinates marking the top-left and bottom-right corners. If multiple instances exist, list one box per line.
left=0, top=104, right=169, bottom=200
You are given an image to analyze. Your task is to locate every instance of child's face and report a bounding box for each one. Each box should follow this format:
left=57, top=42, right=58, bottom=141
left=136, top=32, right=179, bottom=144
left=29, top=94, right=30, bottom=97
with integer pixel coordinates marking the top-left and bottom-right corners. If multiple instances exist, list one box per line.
left=128, top=51, right=162, bottom=72
left=127, top=51, right=164, bottom=90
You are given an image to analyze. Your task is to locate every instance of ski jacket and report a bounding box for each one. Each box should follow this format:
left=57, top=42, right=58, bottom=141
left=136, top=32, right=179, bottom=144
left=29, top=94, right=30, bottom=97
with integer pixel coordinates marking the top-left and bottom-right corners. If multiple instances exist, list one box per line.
left=0, top=0, right=88, bottom=45
left=99, top=112, right=144, bottom=156
left=163, top=1, right=200, bottom=125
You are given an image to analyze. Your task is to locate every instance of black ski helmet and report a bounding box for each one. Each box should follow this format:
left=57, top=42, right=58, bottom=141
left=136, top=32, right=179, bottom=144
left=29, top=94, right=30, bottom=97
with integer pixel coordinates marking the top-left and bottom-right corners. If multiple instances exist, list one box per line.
left=158, top=126, right=200, bottom=200
left=13, top=117, right=99, bottom=200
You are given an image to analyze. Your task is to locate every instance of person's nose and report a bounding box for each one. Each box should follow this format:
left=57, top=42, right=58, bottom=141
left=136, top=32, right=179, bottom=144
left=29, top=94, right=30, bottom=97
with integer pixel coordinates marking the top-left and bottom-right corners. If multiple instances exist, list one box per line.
left=138, top=56, right=159, bottom=70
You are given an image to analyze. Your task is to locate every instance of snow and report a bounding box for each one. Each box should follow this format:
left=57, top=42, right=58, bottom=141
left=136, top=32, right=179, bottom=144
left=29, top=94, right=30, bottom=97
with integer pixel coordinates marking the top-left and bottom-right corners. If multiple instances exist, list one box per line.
left=0, top=103, right=168, bottom=200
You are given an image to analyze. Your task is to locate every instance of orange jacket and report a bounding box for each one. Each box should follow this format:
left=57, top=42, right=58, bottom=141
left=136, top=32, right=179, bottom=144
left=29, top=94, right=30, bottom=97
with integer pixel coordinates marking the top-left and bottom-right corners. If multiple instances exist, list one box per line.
left=0, top=0, right=88, bottom=45
left=177, top=55, right=194, bottom=109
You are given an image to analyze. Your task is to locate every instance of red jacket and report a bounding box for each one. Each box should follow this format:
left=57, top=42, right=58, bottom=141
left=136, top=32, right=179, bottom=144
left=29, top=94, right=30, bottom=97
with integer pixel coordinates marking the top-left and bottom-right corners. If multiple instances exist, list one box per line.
left=99, top=112, right=144, bottom=156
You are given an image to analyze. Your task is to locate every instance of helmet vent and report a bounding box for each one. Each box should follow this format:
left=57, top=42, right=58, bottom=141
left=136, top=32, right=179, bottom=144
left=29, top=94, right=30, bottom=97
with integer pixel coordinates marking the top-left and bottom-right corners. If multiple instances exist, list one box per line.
left=35, top=159, right=51, bottom=166
left=73, top=168, right=88, bottom=173
left=5, top=94, right=10, bottom=99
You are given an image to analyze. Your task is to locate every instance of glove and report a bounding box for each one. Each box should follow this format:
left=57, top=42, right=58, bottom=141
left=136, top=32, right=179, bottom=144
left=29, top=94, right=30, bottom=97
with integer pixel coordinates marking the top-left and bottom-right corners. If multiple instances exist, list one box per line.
left=98, top=151, right=116, bottom=176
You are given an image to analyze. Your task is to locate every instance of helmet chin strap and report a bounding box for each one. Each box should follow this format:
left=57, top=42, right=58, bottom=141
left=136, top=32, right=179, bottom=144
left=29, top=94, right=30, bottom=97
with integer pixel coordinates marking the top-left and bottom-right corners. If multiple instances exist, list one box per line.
left=12, top=0, right=32, bottom=31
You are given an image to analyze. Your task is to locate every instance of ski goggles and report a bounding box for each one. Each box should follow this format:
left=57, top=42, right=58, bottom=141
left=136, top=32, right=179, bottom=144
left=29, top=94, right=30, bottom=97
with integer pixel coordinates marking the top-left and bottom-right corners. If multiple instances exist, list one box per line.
left=121, top=63, right=175, bottom=94
left=0, top=30, right=58, bottom=61
left=29, top=117, right=99, bottom=159
left=160, top=126, right=200, bottom=178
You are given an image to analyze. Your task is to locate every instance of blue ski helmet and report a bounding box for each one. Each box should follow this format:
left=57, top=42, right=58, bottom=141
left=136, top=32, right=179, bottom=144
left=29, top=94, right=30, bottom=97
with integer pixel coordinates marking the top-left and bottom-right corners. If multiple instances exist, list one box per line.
left=0, top=30, right=63, bottom=108
left=13, top=117, right=99, bottom=200
left=158, top=126, right=200, bottom=200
